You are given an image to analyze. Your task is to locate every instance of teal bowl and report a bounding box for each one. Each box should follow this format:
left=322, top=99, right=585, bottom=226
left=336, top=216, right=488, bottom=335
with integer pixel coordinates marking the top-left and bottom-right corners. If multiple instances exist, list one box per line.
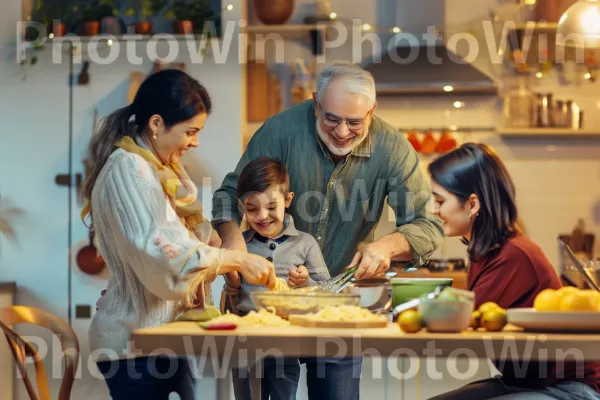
left=391, top=278, right=454, bottom=307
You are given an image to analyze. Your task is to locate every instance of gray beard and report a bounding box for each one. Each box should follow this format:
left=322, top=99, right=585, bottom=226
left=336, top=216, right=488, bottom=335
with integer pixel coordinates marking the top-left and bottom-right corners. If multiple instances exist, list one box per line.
left=315, top=121, right=366, bottom=157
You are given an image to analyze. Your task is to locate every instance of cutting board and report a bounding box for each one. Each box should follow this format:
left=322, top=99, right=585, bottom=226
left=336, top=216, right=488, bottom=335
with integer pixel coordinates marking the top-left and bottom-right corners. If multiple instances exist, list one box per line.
left=288, top=315, right=389, bottom=329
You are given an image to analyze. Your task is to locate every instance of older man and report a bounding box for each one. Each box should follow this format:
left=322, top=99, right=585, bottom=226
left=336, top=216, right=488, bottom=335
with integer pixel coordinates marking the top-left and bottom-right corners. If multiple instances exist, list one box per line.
left=212, top=61, right=443, bottom=399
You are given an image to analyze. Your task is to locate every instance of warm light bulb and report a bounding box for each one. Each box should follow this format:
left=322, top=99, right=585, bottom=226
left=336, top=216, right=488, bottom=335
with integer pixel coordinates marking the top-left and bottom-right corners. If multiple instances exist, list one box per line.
left=226, top=4, right=233, bottom=11
left=443, top=85, right=454, bottom=92
left=580, top=5, right=600, bottom=34
left=392, top=27, right=401, bottom=33
left=329, top=12, right=337, bottom=19
left=49, top=33, right=54, bottom=39
left=107, top=39, right=113, bottom=46
left=557, top=0, right=600, bottom=48
left=585, top=72, right=592, bottom=79
left=453, top=101, right=465, bottom=108
left=362, top=23, right=372, bottom=31
left=536, top=71, right=543, bottom=78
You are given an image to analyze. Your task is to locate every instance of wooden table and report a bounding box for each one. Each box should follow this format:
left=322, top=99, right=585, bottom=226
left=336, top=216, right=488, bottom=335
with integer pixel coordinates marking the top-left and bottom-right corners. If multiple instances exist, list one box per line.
left=130, top=322, right=600, bottom=399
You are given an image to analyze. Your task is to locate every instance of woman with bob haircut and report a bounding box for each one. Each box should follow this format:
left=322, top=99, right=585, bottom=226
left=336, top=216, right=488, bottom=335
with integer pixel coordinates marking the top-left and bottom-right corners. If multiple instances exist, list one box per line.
left=427, top=143, right=600, bottom=399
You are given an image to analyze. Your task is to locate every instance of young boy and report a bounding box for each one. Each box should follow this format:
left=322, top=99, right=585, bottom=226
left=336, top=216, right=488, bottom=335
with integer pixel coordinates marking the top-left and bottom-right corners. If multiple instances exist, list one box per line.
left=230, top=156, right=330, bottom=400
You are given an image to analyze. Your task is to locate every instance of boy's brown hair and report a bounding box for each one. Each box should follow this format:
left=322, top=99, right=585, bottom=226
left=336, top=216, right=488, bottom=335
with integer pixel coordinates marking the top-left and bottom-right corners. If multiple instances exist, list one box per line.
left=236, top=157, right=291, bottom=200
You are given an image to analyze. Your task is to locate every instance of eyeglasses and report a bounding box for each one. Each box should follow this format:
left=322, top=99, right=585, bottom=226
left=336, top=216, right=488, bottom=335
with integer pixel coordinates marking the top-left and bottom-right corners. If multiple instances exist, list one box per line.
left=317, top=103, right=372, bottom=132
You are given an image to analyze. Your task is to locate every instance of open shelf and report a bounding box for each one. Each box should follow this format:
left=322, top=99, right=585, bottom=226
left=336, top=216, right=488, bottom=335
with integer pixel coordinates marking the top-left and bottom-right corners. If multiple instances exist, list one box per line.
left=510, top=22, right=559, bottom=31
left=246, top=23, right=329, bottom=33
left=245, top=23, right=330, bottom=40
left=497, top=128, right=600, bottom=137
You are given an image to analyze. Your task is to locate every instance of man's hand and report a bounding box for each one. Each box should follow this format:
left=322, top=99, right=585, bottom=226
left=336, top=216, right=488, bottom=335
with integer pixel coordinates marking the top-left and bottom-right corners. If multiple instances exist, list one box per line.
left=348, top=241, right=392, bottom=280
left=287, top=265, right=309, bottom=288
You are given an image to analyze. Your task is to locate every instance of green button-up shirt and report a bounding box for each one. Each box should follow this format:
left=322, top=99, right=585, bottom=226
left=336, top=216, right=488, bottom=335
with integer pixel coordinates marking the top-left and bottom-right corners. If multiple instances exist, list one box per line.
left=212, top=100, right=443, bottom=276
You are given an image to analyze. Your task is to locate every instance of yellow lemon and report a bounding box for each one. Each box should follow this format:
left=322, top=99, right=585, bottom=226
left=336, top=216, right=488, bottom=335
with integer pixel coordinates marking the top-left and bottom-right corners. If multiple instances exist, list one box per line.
left=398, top=310, right=423, bottom=333
left=580, top=290, right=600, bottom=309
left=533, top=289, right=562, bottom=312
left=470, top=310, right=481, bottom=330
left=557, top=286, right=580, bottom=295
left=479, top=302, right=502, bottom=314
left=560, top=292, right=598, bottom=312
left=481, top=309, right=508, bottom=332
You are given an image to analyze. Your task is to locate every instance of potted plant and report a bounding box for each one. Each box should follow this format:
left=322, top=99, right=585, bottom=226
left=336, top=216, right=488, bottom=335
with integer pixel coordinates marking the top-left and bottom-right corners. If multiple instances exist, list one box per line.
left=82, top=0, right=114, bottom=36
left=165, top=0, right=215, bottom=35
left=135, top=0, right=167, bottom=35
left=165, top=0, right=193, bottom=35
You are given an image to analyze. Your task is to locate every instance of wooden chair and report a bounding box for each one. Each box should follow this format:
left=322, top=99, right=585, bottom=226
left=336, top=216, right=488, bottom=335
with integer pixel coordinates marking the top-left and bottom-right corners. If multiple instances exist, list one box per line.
left=0, top=306, right=79, bottom=400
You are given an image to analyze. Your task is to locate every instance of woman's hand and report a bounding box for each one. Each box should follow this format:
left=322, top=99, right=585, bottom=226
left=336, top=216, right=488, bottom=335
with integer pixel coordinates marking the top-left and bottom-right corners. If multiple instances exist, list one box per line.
left=239, top=253, right=277, bottom=289
left=221, top=250, right=276, bottom=289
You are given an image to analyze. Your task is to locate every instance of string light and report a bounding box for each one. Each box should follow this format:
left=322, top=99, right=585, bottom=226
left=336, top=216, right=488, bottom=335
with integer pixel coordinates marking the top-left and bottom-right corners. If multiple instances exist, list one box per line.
left=362, top=23, right=372, bottom=31
left=392, top=27, right=402, bottom=33
left=226, top=4, right=233, bottom=11
left=443, top=85, right=454, bottom=92
left=329, top=12, right=337, bottom=19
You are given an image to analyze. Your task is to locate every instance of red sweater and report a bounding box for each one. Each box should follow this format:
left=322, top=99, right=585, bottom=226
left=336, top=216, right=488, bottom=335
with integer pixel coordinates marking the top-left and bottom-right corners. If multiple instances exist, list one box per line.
left=468, top=234, right=600, bottom=392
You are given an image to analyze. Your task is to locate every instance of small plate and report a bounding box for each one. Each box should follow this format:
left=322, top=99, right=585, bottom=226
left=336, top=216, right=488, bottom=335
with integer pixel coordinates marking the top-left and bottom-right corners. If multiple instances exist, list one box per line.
left=507, top=308, right=600, bottom=333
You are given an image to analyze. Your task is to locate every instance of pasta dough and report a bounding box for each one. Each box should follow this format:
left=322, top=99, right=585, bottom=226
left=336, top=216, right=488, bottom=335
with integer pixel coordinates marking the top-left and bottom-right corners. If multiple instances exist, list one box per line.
left=207, top=308, right=290, bottom=327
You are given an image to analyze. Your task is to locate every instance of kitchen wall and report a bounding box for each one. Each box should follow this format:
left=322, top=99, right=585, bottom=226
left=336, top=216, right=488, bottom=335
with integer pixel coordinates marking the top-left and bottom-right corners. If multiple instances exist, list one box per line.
left=0, top=0, right=246, bottom=398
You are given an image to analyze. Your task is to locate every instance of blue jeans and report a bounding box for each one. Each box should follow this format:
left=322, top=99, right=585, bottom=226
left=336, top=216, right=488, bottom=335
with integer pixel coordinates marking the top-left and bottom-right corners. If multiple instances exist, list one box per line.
left=428, top=376, right=600, bottom=400
left=232, top=357, right=301, bottom=400
left=96, top=356, right=196, bottom=400
left=300, top=357, right=362, bottom=400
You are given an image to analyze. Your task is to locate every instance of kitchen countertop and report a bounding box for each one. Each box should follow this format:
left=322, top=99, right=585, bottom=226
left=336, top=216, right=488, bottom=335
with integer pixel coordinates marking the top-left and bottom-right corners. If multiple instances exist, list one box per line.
left=131, top=322, right=600, bottom=360
left=131, top=318, right=600, bottom=399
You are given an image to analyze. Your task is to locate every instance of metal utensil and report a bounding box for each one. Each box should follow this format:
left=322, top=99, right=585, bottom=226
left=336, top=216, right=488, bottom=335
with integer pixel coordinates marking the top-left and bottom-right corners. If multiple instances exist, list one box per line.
left=317, top=265, right=359, bottom=293
left=558, top=238, right=600, bottom=292
left=392, top=285, right=444, bottom=319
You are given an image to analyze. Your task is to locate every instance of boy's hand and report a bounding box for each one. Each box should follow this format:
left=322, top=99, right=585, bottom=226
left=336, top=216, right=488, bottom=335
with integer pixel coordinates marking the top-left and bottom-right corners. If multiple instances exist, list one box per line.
left=288, top=265, right=309, bottom=288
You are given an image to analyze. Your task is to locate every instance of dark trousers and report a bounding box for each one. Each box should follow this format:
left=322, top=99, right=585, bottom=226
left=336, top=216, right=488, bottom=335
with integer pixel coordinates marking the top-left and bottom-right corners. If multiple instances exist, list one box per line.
left=232, top=357, right=301, bottom=400
left=301, top=357, right=362, bottom=400
left=96, top=356, right=196, bottom=400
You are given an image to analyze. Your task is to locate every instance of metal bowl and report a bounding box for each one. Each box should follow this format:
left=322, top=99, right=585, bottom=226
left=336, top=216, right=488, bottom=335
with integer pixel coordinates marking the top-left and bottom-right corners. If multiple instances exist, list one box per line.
left=249, top=290, right=360, bottom=319
left=342, top=278, right=391, bottom=311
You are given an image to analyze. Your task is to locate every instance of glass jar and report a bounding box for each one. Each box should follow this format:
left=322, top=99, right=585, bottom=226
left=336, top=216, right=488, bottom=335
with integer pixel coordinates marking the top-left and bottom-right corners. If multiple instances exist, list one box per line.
left=503, top=76, right=537, bottom=128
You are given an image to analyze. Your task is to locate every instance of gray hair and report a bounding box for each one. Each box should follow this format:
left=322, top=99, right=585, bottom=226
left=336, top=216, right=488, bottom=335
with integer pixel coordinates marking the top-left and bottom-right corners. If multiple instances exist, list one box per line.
left=315, top=61, right=376, bottom=107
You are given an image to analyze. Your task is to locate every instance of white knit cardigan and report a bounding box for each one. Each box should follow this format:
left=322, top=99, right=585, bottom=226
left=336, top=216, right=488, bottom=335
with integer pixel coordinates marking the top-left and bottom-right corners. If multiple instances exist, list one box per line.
left=88, top=147, right=223, bottom=361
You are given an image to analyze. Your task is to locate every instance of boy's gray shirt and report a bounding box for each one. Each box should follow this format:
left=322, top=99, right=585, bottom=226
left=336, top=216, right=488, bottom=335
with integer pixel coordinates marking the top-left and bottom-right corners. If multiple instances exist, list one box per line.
left=237, top=214, right=331, bottom=313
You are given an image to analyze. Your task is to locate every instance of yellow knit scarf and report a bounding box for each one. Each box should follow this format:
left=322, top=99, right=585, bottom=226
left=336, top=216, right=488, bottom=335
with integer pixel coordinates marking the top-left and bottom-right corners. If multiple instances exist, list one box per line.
left=81, top=136, right=208, bottom=231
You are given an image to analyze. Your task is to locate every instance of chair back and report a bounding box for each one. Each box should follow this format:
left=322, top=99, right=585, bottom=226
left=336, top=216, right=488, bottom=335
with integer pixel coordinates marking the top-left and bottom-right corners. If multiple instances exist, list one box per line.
left=0, top=306, right=79, bottom=400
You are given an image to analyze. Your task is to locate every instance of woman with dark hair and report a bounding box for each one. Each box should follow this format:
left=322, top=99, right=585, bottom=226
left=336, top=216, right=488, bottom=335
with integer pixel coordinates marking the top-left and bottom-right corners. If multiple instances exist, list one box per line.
left=428, top=143, right=600, bottom=399
left=83, top=69, right=276, bottom=399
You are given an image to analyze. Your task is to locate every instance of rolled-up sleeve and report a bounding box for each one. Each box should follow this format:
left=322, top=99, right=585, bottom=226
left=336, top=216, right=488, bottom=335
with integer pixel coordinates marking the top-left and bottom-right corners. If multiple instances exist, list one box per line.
left=211, top=120, right=284, bottom=227
left=386, top=140, right=444, bottom=265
